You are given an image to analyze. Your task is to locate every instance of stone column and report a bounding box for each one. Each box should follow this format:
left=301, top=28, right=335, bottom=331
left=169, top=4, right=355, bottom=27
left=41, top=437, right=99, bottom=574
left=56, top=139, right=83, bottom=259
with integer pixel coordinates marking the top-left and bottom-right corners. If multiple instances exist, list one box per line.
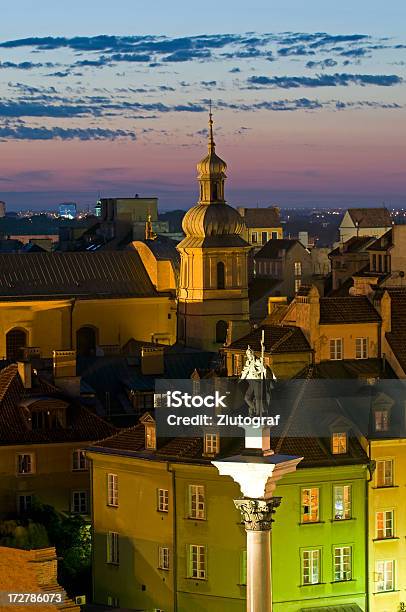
left=234, top=497, right=282, bottom=612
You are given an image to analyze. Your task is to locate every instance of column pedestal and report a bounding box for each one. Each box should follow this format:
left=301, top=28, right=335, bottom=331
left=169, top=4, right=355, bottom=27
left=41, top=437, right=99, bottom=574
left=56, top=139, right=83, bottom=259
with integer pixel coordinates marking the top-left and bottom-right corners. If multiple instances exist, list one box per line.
left=234, top=497, right=281, bottom=612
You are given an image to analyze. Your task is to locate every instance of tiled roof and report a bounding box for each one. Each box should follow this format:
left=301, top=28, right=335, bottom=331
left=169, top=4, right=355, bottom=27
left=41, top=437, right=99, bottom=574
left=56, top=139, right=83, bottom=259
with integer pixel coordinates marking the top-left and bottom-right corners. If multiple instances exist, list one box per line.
left=319, top=296, right=381, bottom=324
left=238, top=207, right=280, bottom=228
left=0, top=251, right=158, bottom=300
left=255, top=239, right=301, bottom=259
left=329, top=235, right=375, bottom=257
left=226, top=324, right=311, bottom=354
left=366, top=228, right=393, bottom=251
left=385, top=288, right=406, bottom=373
left=0, top=364, right=116, bottom=445
left=346, top=207, right=391, bottom=228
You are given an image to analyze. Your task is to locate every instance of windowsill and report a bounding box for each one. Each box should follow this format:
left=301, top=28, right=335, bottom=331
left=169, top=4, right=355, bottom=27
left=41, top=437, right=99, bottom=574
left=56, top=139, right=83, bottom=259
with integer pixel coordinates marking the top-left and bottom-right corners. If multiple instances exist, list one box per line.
left=373, top=537, right=399, bottom=542
left=331, top=518, right=355, bottom=523
left=331, top=579, right=356, bottom=584
left=16, top=473, right=35, bottom=477
left=158, top=567, right=169, bottom=571
left=157, top=509, right=169, bottom=514
left=372, top=485, right=398, bottom=490
left=299, top=583, right=326, bottom=588
left=106, top=562, right=119, bottom=566
left=373, top=590, right=399, bottom=595
left=186, top=577, right=207, bottom=582
left=106, top=504, right=119, bottom=509
left=299, top=521, right=325, bottom=526
left=72, top=469, right=89, bottom=473
left=186, top=517, right=206, bottom=521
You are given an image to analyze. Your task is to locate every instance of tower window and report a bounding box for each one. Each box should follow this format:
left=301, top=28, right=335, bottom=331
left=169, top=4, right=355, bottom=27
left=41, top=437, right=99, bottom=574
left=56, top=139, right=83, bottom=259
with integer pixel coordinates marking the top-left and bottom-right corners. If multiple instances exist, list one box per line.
left=6, top=328, right=27, bottom=361
left=212, top=184, right=218, bottom=200
left=217, top=262, right=225, bottom=290
left=216, top=320, right=228, bottom=344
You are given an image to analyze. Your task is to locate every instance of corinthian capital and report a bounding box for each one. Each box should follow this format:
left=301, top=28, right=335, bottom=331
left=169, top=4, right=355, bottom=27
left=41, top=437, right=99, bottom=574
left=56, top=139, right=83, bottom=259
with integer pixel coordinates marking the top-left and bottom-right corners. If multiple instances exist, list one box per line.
left=234, top=497, right=282, bottom=531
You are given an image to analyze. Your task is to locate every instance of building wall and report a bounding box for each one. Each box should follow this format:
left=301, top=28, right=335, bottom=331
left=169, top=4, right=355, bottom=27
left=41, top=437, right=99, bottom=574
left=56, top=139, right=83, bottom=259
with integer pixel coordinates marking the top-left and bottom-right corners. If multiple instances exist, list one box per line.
left=317, top=323, right=380, bottom=363
left=89, top=452, right=367, bottom=612
left=0, top=442, right=91, bottom=517
left=368, top=440, right=406, bottom=611
left=255, top=242, right=312, bottom=299
left=0, top=296, right=177, bottom=358
left=242, top=226, right=283, bottom=246
left=339, top=212, right=390, bottom=243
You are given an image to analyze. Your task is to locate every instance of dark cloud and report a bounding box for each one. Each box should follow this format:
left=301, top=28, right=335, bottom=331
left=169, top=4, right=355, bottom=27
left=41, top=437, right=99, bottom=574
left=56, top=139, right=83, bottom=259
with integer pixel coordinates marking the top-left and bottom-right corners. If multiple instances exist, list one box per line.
left=0, top=101, right=96, bottom=118
left=305, top=59, right=338, bottom=69
left=0, top=61, right=55, bottom=70
left=278, top=45, right=316, bottom=57
left=229, top=67, right=241, bottom=73
left=248, top=73, right=403, bottom=88
left=0, top=124, right=136, bottom=141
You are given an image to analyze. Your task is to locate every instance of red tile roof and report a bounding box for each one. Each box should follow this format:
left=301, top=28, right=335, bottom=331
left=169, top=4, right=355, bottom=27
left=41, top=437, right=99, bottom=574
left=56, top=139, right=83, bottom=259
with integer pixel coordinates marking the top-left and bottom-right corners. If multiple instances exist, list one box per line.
left=226, top=324, right=311, bottom=354
left=238, top=207, right=280, bottom=228
left=319, top=297, right=381, bottom=324
left=385, top=288, right=406, bottom=373
left=347, top=207, right=391, bottom=228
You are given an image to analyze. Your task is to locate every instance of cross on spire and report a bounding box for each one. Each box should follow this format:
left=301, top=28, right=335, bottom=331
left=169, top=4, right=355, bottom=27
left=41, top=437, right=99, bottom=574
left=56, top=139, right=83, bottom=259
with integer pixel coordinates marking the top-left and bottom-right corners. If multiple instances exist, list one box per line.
left=208, top=99, right=215, bottom=152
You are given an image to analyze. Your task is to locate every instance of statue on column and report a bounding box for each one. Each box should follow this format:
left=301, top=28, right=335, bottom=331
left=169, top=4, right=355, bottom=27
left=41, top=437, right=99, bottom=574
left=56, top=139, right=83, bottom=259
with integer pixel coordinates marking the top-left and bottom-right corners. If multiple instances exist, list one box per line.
left=239, top=331, right=276, bottom=417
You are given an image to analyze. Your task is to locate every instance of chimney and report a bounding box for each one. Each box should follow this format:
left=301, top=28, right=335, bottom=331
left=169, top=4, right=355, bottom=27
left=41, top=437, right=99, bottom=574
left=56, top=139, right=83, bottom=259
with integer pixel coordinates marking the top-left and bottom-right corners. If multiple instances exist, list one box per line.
left=268, top=296, right=287, bottom=316
left=17, top=361, right=32, bottom=389
left=53, top=350, right=77, bottom=378
left=22, top=347, right=41, bottom=360
left=141, top=347, right=164, bottom=375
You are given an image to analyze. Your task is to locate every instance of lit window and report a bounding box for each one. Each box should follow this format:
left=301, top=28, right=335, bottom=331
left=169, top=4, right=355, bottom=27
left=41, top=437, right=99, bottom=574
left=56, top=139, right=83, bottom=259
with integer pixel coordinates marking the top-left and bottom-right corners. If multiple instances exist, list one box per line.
left=251, top=232, right=258, bottom=244
left=332, top=432, right=347, bottom=455
left=261, top=231, right=268, bottom=245
left=72, top=449, right=88, bottom=471
left=355, top=337, right=368, bottom=359
left=107, top=473, right=118, bottom=507
left=17, top=453, right=35, bottom=475
left=333, top=485, right=352, bottom=520
left=302, top=549, right=320, bottom=585
left=189, top=545, right=206, bottom=579
left=72, top=491, right=88, bottom=514
left=374, top=410, right=389, bottom=432
left=294, top=261, right=302, bottom=276
left=158, top=488, right=169, bottom=512
left=189, top=485, right=205, bottom=520
left=376, top=459, right=393, bottom=487
left=106, top=532, right=119, bottom=564
left=376, top=560, right=394, bottom=592
left=301, top=488, right=319, bottom=523
left=376, top=510, right=394, bottom=539
left=295, top=279, right=301, bottom=293
left=240, top=550, right=247, bottom=585
left=330, top=338, right=343, bottom=360
left=334, top=546, right=352, bottom=581
left=158, top=546, right=169, bottom=570
left=18, top=494, right=33, bottom=514
left=145, top=424, right=156, bottom=450
left=204, top=433, right=219, bottom=455
left=233, top=353, right=243, bottom=376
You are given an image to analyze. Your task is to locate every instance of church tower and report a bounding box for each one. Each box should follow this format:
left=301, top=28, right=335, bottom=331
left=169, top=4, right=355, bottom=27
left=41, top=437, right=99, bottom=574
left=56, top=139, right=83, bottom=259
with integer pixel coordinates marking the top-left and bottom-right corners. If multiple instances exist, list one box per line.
left=177, top=110, right=251, bottom=351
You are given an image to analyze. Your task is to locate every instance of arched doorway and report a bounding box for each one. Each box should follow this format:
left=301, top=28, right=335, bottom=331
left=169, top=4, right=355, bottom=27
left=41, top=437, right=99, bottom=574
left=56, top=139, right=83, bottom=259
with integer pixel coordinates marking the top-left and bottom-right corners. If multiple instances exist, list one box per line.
left=215, top=320, right=228, bottom=344
left=76, top=326, right=97, bottom=357
left=6, top=328, right=27, bottom=361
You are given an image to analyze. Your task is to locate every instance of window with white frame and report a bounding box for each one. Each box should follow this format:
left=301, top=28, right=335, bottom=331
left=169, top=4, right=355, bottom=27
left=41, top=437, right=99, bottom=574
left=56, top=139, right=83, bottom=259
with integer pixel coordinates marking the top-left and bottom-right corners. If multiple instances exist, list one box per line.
left=374, top=409, right=390, bottom=432
left=240, top=550, right=247, bottom=585
left=271, top=231, right=278, bottom=239
left=158, top=488, right=169, bottom=512
left=188, top=544, right=206, bottom=579
left=204, top=433, right=219, bottom=455
left=301, top=488, right=319, bottom=523
left=376, top=459, right=393, bottom=487
left=376, top=560, right=394, bottom=592
left=330, top=338, right=343, bottom=360
left=106, top=531, right=119, bottom=564
left=376, top=510, right=394, bottom=539
left=17, top=453, right=35, bottom=475
left=302, top=549, right=320, bottom=585
left=333, top=485, right=352, bottom=520
left=18, top=494, right=33, bottom=514
left=107, top=473, right=118, bottom=507
left=334, top=546, right=352, bottom=581
left=295, top=279, right=301, bottom=293
left=189, top=485, right=205, bottom=519
left=355, top=337, right=368, bottom=359
left=72, top=449, right=88, bottom=471
left=251, top=232, right=258, bottom=244
left=294, top=261, right=302, bottom=276
left=332, top=432, right=348, bottom=454
left=72, top=490, right=88, bottom=514
left=158, top=546, right=169, bottom=570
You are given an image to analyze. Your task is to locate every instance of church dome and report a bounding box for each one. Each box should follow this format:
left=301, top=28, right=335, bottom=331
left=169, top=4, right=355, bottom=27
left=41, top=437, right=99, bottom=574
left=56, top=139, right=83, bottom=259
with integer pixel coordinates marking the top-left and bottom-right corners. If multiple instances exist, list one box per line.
left=197, top=150, right=227, bottom=177
left=182, top=202, right=244, bottom=238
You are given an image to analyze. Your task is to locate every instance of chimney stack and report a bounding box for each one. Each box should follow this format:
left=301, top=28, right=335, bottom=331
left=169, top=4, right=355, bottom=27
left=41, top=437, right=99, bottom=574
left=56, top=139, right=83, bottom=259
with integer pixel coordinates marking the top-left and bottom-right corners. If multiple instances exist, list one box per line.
left=17, top=361, right=32, bottom=389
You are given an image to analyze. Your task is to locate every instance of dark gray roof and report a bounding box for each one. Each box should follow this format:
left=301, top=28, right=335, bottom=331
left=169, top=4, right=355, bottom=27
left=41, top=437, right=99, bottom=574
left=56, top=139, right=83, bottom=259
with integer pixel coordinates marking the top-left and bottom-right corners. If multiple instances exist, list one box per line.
left=238, top=207, right=281, bottom=228
left=0, top=251, right=158, bottom=300
left=255, top=239, right=302, bottom=259
left=346, top=207, right=391, bottom=228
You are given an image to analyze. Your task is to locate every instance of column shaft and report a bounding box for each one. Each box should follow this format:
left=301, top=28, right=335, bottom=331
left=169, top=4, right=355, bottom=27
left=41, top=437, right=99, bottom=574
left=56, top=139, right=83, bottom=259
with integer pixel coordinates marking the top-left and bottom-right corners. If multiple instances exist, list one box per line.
left=247, top=529, right=271, bottom=612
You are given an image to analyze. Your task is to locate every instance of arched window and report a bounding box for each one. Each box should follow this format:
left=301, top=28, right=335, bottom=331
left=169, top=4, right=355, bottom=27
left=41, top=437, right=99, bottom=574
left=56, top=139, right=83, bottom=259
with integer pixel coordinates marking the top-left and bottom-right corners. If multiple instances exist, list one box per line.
left=6, top=328, right=27, bottom=361
left=217, top=261, right=225, bottom=290
left=216, top=320, right=228, bottom=344
left=76, top=326, right=97, bottom=357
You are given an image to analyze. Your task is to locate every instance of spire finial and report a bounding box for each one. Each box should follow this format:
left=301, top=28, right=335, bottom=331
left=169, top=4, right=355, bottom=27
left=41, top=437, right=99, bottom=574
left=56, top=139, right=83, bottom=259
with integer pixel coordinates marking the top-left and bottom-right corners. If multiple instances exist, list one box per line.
left=208, top=99, right=215, bottom=152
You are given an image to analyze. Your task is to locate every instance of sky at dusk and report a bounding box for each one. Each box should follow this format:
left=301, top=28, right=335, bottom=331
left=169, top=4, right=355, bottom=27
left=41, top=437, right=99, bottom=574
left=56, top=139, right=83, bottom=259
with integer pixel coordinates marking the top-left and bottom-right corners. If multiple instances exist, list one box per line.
left=0, top=0, right=406, bottom=211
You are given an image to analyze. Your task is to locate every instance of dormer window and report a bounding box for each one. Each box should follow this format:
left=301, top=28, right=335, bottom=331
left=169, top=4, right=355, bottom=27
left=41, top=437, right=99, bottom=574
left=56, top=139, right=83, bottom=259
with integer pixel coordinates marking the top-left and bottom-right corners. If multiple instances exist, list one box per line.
left=204, top=433, right=219, bottom=456
left=374, top=409, right=390, bottom=432
left=332, top=432, right=348, bottom=455
left=26, top=399, right=68, bottom=430
left=145, top=424, right=156, bottom=450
